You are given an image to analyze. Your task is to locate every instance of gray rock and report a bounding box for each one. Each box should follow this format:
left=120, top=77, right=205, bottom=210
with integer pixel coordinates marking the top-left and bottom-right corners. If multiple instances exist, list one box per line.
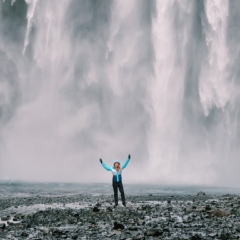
left=132, top=235, right=145, bottom=240
left=197, top=192, right=206, bottom=197
left=145, top=228, right=163, bottom=237
left=208, top=232, right=217, bottom=237
left=235, top=224, right=240, bottom=232
left=219, top=233, right=232, bottom=240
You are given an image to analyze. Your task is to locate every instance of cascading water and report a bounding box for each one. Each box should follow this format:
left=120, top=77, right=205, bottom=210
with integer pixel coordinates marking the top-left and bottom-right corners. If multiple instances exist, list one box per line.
left=0, top=0, right=240, bottom=186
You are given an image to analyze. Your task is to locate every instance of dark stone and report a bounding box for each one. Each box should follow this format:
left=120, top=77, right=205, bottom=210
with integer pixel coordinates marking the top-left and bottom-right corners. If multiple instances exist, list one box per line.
left=14, top=213, right=24, bottom=220
left=72, top=234, right=78, bottom=240
left=73, top=212, right=79, bottom=217
left=220, top=233, right=232, bottom=240
left=191, top=234, right=203, bottom=240
left=128, top=226, right=140, bottom=231
left=209, top=210, right=230, bottom=217
left=145, top=228, right=163, bottom=237
left=113, top=222, right=124, bottom=230
left=163, top=228, right=170, bottom=232
left=95, top=202, right=101, bottom=207
left=1, top=216, right=10, bottom=221
left=235, top=224, right=240, bottom=232
left=208, top=232, right=217, bottom=237
left=92, top=206, right=100, bottom=212
left=21, top=232, right=29, bottom=237
left=132, top=235, right=145, bottom=240
left=205, top=205, right=211, bottom=211
left=52, top=228, right=62, bottom=236
left=107, top=206, right=112, bottom=212
left=0, top=223, right=6, bottom=229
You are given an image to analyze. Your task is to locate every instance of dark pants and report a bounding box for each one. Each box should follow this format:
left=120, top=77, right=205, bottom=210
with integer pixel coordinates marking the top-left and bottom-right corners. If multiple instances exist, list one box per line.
left=112, top=182, right=126, bottom=205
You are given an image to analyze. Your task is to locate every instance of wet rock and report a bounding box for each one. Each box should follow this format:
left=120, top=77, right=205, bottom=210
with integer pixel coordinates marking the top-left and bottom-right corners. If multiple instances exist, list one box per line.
left=183, top=215, right=189, bottom=223
left=235, top=224, right=240, bottom=232
left=95, top=202, right=101, bottom=207
left=107, top=206, right=112, bottom=212
left=52, top=228, right=62, bottom=237
left=113, top=222, right=124, bottom=230
left=72, top=234, right=78, bottom=239
left=92, top=206, right=100, bottom=212
left=145, top=228, right=163, bottom=236
left=0, top=223, right=6, bottom=229
left=191, top=234, right=203, bottom=240
left=196, top=206, right=206, bottom=212
left=219, top=233, right=232, bottom=240
left=185, top=204, right=193, bottom=212
left=1, top=216, right=10, bottom=221
left=209, top=209, right=230, bottom=217
left=21, top=231, right=29, bottom=237
left=205, top=204, right=211, bottom=211
left=208, top=232, right=217, bottom=237
left=14, top=213, right=24, bottom=220
left=132, top=235, right=145, bottom=240
left=197, top=192, right=206, bottom=197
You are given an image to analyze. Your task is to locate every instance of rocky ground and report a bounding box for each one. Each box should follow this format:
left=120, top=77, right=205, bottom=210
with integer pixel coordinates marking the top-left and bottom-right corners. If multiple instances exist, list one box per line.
left=0, top=192, right=240, bottom=239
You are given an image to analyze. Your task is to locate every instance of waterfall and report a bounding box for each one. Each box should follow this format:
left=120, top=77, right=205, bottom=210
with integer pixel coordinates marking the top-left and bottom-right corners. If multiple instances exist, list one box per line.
left=0, top=0, right=239, bottom=186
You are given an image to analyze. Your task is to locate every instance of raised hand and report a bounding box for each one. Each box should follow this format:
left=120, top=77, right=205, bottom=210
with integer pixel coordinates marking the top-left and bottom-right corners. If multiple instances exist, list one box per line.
left=99, top=158, right=103, bottom=164
left=128, top=154, right=131, bottom=160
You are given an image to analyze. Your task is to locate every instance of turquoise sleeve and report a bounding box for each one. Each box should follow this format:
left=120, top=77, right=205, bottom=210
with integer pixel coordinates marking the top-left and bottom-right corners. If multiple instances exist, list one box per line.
left=122, top=158, right=130, bottom=170
left=101, top=162, right=112, bottom=171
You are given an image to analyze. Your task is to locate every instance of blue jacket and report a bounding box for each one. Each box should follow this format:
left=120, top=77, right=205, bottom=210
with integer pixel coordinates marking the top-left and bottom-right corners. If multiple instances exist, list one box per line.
left=101, top=158, right=130, bottom=182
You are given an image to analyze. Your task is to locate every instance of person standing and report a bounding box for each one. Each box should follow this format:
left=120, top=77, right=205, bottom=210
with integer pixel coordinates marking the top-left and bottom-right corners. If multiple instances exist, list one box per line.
left=100, top=154, right=131, bottom=207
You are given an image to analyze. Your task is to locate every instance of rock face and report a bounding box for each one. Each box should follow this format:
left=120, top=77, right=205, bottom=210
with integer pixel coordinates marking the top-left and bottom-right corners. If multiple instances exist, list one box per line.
left=0, top=193, right=240, bottom=239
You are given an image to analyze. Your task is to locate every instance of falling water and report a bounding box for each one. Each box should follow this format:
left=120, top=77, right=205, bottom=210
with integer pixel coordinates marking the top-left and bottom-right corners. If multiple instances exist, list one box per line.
left=0, top=0, right=240, bottom=186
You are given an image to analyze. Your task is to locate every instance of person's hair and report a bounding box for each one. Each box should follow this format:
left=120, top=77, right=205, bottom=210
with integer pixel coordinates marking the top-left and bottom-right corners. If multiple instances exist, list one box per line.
left=114, top=162, right=121, bottom=170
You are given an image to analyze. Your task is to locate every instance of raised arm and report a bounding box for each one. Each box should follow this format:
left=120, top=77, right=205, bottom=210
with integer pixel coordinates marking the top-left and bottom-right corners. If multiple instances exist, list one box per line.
left=99, top=159, right=112, bottom=171
left=122, top=154, right=131, bottom=170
